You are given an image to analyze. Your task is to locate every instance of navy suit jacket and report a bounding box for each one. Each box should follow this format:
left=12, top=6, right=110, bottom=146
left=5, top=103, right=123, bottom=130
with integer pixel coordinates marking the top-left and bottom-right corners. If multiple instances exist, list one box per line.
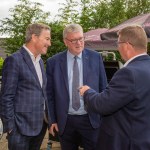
left=46, top=49, right=107, bottom=135
left=0, top=47, right=49, bottom=136
left=84, top=55, right=150, bottom=150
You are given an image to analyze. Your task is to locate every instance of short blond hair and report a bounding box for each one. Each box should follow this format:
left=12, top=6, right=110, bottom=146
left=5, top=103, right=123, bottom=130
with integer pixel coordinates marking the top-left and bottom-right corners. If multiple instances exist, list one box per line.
left=118, top=25, right=147, bottom=51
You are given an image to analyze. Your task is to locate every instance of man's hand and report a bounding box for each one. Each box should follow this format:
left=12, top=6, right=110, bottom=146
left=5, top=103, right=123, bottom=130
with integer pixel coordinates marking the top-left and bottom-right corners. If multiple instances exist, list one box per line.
left=79, top=85, right=90, bottom=96
left=8, top=129, right=12, bottom=134
left=49, top=123, right=59, bottom=136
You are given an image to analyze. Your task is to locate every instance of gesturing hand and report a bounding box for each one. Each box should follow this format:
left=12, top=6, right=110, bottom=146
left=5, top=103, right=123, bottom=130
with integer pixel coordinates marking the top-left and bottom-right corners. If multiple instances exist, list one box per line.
left=79, top=85, right=90, bottom=96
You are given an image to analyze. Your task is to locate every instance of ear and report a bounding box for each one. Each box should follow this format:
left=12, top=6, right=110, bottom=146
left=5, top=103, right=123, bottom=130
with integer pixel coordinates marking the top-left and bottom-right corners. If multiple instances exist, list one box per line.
left=63, top=39, right=68, bottom=47
left=32, top=34, right=37, bottom=43
left=126, top=43, right=134, bottom=57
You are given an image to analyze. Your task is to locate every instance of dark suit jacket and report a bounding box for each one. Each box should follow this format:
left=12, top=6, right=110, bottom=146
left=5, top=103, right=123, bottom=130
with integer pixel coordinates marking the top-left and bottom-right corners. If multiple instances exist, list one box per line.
left=0, top=47, right=49, bottom=136
left=46, top=49, right=107, bottom=135
left=84, top=55, right=150, bottom=150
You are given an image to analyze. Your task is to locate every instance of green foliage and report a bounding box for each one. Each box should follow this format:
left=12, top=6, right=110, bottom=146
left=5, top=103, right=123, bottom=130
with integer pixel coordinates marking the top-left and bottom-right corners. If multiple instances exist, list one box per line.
left=78, top=0, right=98, bottom=31
left=57, top=0, right=79, bottom=25
left=42, top=22, right=66, bottom=62
left=107, top=0, right=127, bottom=28
left=91, top=1, right=110, bottom=28
left=55, top=0, right=150, bottom=34
left=126, top=0, right=150, bottom=19
left=91, top=0, right=150, bottom=29
left=0, top=57, right=4, bottom=76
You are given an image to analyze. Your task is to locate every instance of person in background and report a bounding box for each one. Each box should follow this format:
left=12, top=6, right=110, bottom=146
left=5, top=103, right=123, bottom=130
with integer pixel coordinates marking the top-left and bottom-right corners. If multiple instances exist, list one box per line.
left=0, top=23, right=51, bottom=150
left=79, top=25, right=150, bottom=150
left=46, top=23, right=107, bottom=150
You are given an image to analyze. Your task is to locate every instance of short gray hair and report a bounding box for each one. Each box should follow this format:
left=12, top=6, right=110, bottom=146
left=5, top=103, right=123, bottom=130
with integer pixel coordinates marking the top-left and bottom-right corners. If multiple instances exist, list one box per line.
left=63, top=24, right=83, bottom=39
left=25, top=23, right=50, bottom=43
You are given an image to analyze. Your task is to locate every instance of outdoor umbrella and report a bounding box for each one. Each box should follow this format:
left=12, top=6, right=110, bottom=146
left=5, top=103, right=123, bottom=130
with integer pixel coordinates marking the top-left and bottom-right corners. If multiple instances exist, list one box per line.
left=101, top=13, right=150, bottom=41
left=84, top=28, right=108, bottom=41
left=84, top=28, right=117, bottom=51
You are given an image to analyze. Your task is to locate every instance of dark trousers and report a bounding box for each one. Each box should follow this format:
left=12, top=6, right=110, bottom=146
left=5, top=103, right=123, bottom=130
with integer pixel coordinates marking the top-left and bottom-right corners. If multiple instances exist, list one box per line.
left=7, top=121, right=47, bottom=150
left=59, top=114, right=99, bottom=150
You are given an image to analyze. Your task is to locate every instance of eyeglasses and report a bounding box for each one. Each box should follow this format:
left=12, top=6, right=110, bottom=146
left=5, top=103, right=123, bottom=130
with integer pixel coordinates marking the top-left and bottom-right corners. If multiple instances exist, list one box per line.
left=65, top=37, right=84, bottom=44
left=116, top=41, right=127, bottom=45
left=116, top=41, right=133, bottom=46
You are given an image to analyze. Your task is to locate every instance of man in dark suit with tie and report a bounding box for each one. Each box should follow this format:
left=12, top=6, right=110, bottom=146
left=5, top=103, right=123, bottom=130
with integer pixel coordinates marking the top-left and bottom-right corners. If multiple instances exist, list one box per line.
left=80, top=25, right=150, bottom=150
left=46, top=23, right=107, bottom=150
left=0, top=23, right=51, bottom=150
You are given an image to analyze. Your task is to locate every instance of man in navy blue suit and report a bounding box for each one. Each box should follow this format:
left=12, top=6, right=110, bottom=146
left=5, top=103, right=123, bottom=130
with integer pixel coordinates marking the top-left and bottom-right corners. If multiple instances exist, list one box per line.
left=46, top=24, right=107, bottom=150
left=0, top=23, right=51, bottom=150
left=80, top=25, right=150, bottom=150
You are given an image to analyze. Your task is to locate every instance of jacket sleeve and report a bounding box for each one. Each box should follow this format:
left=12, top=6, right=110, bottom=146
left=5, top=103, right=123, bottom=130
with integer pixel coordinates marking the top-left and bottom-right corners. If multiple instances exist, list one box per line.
left=0, top=56, right=19, bottom=132
left=84, top=67, right=135, bottom=115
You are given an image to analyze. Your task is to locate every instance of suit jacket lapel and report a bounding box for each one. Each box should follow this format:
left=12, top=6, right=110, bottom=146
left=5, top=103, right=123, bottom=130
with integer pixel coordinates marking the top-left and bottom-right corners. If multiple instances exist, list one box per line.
left=20, top=47, right=41, bottom=87
left=60, top=51, right=69, bottom=93
left=82, top=50, right=89, bottom=84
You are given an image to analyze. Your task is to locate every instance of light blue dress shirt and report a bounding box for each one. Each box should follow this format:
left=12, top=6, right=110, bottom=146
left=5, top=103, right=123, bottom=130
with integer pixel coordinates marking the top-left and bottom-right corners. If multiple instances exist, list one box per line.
left=67, top=50, right=87, bottom=115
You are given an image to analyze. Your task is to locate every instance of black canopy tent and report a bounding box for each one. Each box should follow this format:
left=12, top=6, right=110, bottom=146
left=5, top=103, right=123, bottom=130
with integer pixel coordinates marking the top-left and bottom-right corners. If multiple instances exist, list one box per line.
left=101, top=13, right=150, bottom=41
left=84, top=28, right=117, bottom=51
left=84, top=28, right=121, bottom=82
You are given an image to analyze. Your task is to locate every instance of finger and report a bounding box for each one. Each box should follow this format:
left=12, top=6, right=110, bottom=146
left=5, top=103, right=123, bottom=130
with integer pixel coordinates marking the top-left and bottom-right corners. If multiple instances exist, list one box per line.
left=51, top=129, right=55, bottom=136
left=50, top=127, right=55, bottom=136
left=55, top=126, right=59, bottom=132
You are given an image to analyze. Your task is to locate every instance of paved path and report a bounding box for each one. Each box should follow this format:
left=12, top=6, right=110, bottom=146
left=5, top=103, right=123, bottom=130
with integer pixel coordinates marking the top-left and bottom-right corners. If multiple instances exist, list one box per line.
left=0, top=133, right=83, bottom=150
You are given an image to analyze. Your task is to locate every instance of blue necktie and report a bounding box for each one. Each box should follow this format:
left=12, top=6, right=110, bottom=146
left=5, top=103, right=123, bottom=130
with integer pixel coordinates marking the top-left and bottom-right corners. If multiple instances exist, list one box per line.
left=72, top=56, right=80, bottom=111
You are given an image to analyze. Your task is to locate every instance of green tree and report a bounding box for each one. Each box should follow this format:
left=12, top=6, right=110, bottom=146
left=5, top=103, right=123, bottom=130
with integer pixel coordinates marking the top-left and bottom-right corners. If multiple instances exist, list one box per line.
left=57, top=0, right=101, bottom=31
left=108, top=0, right=127, bottom=28
left=0, top=0, right=51, bottom=55
left=57, top=0, right=79, bottom=25
left=91, top=0, right=110, bottom=28
left=126, top=0, right=150, bottom=19
left=79, top=0, right=98, bottom=31
left=42, top=21, right=66, bottom=61
left=93, top=0, right=150, bottom=29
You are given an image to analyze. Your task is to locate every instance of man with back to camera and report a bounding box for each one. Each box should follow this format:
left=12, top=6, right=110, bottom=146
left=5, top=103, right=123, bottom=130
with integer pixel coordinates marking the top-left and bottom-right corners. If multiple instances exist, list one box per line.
left=79, top=25, right=150, bottom=150
left=46, top=23, right=107, bottom=150
left=0, top=23, right=51, bottom=150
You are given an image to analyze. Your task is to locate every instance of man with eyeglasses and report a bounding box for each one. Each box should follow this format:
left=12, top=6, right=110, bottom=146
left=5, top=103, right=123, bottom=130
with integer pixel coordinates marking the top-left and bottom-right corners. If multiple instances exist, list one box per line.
left=79, top=25, right=150, bottom=150
left=46, top=23, right=107, bottom=150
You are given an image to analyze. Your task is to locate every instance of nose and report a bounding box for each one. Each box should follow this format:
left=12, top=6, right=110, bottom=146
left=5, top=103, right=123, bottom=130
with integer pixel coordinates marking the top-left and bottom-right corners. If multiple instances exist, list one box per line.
left=76, top=39, right=82, bottom=44
left=48, top=40, right=51, bottom=46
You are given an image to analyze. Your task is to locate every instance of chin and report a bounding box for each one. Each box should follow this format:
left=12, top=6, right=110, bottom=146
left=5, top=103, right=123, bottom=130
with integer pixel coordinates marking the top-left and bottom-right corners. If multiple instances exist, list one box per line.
left=41, top=50, right=47, bottom=55
left=76, top=48, right=83, bottom=53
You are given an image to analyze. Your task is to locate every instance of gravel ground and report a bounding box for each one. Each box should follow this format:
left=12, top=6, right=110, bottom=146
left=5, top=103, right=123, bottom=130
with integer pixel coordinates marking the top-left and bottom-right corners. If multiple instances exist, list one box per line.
left=0, top=133, right=61, bottom=150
